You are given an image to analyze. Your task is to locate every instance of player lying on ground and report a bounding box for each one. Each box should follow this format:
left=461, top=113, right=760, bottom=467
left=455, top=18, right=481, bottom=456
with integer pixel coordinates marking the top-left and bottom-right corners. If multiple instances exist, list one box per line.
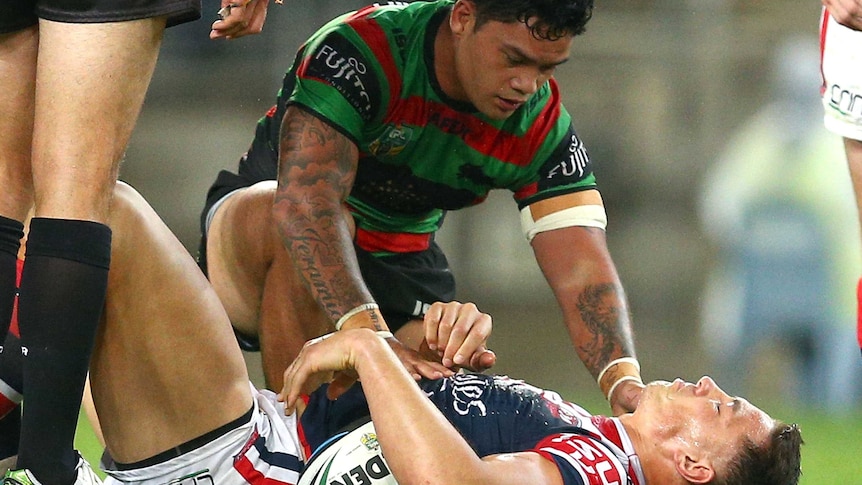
left=10, top=182, right=803, bottom=484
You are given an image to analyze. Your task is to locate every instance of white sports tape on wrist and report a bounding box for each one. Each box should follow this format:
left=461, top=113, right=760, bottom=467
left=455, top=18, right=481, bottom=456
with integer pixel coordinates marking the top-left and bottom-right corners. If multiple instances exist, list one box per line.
left=519, top=204, right=607, bottom=242
left=335, top=303, right=380, bottom=331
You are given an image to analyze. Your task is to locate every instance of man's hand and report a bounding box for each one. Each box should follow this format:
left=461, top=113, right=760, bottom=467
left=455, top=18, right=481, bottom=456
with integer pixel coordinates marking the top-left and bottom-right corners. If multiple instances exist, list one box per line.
left=824, top=0, right=862, bottom=30
left=384, top=334, right=455, bottom=381
left=210, top=0, right=273, bottom=39
left=423, top=301, right=496, bottom=371
left=279, top=331, right=359, bottom=414
left=609, top=379, right=644, bottom=416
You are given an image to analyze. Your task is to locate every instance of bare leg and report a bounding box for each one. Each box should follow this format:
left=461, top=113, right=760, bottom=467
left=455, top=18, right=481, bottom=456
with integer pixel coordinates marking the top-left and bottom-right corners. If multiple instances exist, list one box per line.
left=206, top=181, right=330, bottom=390
left=15, top=18, right=166, bottom=481
left=89, top=182, right=252, bottom=463
left=0, top=26, right=36, bottom=465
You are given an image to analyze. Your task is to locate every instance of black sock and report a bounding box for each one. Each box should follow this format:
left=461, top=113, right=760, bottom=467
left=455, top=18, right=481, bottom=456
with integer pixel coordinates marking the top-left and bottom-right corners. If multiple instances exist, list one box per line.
left=0, top=405, right=21, bottom=461
left=16, top=218, right=111, bottom=484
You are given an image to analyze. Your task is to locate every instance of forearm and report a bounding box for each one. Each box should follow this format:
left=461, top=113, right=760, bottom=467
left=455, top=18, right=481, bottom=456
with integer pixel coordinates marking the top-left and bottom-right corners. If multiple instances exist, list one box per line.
left=533, top=227, right=637, bottom=378
left=275, top=106, right=385, bottom=329
left=353, top=334, right=489, bottom=485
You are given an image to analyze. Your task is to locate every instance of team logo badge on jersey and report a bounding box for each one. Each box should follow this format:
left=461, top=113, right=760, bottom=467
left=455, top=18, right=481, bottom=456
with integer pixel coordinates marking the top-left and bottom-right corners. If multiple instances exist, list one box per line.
left=369, top=124, right=413, bottom=156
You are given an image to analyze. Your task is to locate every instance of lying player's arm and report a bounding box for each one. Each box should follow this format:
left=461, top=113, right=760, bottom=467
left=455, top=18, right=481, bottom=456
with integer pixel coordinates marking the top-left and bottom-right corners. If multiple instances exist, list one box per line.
left=526, top=190, right=644, bottom=415
left=281, top=329, right=563, bottom=485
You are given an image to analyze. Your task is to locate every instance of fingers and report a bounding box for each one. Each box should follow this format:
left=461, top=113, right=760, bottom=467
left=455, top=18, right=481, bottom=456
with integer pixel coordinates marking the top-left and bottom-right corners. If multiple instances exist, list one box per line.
left=424, top=302, right=492, bottom=368
left=386, top=336, right=454, bottom=381
left=608, top=379, right=645, bottom=416
left=468, top=348, right=497, bottom=372
left=277, top=332, right=346, bottom=415
left=210, top=0, right=271, bottom=40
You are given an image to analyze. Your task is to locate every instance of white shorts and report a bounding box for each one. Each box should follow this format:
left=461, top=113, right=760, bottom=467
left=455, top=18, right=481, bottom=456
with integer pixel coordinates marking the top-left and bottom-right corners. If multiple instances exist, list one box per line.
left=821, top=8, right=862, bottom=141
left=102, top=385, right=305, bottom=485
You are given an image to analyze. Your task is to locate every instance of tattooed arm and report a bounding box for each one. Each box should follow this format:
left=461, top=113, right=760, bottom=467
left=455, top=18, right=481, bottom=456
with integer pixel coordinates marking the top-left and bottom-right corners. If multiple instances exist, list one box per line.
left=273, top=106, right=452, bottom=381
left=528, top=193, right=643, bottom=416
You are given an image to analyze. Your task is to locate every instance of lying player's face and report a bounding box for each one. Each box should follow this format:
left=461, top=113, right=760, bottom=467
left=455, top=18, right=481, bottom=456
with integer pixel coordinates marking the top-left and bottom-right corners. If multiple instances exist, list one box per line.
left=453, top=18, right=572, bottom=120
left=639, top=376, right=774, bottom=456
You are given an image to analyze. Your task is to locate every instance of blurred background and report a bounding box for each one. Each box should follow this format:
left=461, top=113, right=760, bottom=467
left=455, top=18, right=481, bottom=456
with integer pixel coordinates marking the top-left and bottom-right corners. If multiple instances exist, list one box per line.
left=108, top=0, right=862, bottom=480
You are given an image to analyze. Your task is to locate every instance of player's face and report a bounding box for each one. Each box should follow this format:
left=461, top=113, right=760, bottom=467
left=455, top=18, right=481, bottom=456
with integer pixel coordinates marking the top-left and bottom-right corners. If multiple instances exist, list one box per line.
left=453, top=18, right=572, bottom=120
left=638, top=376, right=774, bottom=457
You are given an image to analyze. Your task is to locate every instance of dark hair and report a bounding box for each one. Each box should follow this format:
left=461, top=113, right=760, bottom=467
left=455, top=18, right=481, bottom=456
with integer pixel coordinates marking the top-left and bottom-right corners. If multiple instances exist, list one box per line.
left=714, top=422, right=803, bottom=485
left=469, top=0, right=594, bottom=40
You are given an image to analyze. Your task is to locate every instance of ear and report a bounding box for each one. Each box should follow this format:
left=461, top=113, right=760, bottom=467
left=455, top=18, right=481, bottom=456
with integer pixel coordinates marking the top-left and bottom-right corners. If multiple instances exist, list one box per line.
left=449, top=0, right=475, bottom=36
left=674, top=449, right=715, bottom=484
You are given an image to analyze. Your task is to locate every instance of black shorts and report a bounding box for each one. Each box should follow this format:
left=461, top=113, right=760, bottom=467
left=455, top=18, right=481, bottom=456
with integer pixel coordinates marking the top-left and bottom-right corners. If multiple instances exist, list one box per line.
left=0, top=0, right=200, bottom=34
left=207, top=239, right=457, bottom=352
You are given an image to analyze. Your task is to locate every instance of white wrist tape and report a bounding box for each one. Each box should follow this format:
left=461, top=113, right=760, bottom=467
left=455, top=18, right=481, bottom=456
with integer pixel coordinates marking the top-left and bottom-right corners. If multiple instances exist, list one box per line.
left=597, top=357, right=642, bottom=402
left=606, top=375, right=643, bottom=402
left=596, top=357, right=641, bottom=386
left=519, top=204, right=608, bottom=242
left=335, top=303, right=380, bottom=331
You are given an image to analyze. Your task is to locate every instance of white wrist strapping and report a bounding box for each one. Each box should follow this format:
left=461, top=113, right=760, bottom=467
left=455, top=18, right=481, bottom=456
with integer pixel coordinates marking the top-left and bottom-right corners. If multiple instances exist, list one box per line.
left=335, top=303, right=379, bottom=331
left=605, top=375, right=642, bottom=402
left=375, top=331, right=394, bottom=340
left=597, top=357, right=642, bottom=402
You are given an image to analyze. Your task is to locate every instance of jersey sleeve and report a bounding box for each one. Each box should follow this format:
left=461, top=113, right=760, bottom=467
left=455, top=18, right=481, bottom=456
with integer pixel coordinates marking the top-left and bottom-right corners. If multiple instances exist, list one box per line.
left=512, top=100, right=598, bottom=210
left=533, top=433, right=629, bottom=485
left=286, top=20, right=388, bottom=143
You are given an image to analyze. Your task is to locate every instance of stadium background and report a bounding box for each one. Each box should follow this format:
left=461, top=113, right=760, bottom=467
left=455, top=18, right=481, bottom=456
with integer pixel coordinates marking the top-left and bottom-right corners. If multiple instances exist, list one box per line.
left=74, top=0, right=862, bottom=482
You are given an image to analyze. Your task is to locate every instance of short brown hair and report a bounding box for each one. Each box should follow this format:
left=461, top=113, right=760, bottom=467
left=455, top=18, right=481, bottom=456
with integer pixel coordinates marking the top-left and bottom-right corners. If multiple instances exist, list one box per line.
left=714, top=422, right=803, bottom=485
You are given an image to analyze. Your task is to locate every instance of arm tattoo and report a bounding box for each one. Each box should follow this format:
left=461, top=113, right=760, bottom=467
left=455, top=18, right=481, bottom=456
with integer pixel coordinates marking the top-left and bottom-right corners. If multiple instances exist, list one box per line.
left=273, top=107, right=368, bottom=322
left=575, top=283, right=634, bottom=377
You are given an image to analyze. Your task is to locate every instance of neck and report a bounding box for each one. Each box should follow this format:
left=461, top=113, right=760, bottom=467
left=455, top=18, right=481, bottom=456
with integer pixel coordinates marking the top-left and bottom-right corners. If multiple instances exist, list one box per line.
left=618, top=414, right=682, bottom=485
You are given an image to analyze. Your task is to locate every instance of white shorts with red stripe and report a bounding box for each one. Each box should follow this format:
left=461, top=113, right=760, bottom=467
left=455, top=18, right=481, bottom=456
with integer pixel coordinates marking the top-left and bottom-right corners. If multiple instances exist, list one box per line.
left=102, top=385, right=305, bottom=485
left=821, top=7, right=862, bottom=141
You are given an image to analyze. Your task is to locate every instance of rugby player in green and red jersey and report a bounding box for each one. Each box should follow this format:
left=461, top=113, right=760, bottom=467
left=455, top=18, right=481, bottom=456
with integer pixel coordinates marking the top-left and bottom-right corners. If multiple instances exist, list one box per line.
left=198, top=0, right=645, bottom=415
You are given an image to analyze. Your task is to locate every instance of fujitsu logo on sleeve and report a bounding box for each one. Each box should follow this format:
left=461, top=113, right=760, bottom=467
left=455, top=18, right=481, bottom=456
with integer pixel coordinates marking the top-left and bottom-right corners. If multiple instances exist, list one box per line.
left=538, top=433, right=626, bottom=485
left=303, top=33, right=381, bottom=121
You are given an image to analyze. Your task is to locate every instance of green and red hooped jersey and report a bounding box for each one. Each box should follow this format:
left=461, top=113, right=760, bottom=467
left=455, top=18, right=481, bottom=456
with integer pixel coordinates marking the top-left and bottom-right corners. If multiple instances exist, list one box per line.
left=238, top=0, right=598, bottom=253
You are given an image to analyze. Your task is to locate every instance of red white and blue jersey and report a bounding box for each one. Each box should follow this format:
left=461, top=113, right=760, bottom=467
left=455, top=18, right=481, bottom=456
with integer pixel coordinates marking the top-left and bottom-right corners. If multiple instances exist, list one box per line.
left=300, top=374, right=645, bottom=485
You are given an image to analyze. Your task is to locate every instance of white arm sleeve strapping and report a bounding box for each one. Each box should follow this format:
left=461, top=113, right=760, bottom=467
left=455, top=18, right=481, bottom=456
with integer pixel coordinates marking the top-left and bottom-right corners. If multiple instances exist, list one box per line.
left=519, top=204, right=608, bottom=242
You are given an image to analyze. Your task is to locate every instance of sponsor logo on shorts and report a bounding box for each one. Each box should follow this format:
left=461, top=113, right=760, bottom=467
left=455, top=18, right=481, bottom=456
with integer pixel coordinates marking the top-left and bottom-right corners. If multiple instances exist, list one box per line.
left=165, top=469, right=214, bottom=485
left=827, top=83, right=862, bottom=118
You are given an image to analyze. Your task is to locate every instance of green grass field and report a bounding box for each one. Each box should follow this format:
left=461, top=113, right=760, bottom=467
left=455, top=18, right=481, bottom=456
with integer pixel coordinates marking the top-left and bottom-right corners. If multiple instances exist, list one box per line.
left=74, top=403, right=862, bottom=483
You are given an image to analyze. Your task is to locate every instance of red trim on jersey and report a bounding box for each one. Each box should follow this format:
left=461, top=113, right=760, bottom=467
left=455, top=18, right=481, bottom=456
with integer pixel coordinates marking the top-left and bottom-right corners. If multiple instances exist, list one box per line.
left=856, top=277, right=862, bottom=350
left=355, top=227, right=431, bottom=253
left=0, top=394, right=17, bottom=419
left=385, top=79, right=563, bottom=167
left=819, top=8, right=830, bottom=96
left=234, top=455, right=294, bottom=485
left=296, top=394, right=313, bottom=461
left=346, top=11, right=403, bottom=110
left=9, top=259, right=22, bottom=336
